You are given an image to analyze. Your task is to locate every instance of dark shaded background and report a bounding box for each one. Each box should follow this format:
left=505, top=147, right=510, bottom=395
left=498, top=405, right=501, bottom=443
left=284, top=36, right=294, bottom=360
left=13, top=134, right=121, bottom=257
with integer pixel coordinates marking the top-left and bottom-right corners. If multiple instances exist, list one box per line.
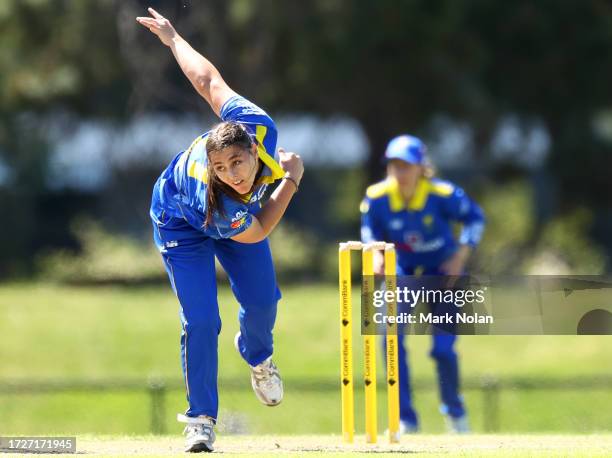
left=1, top=0, right=611, bottom=279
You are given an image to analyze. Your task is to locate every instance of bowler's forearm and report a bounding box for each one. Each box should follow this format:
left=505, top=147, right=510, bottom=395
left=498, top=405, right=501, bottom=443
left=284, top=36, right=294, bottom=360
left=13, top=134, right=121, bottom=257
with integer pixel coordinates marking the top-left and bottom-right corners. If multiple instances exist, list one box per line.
left=168, top=35, right=233, bottom=115
left=256, top=180, right=298, bottom=236
left=230, top=180, right=297, bottom=244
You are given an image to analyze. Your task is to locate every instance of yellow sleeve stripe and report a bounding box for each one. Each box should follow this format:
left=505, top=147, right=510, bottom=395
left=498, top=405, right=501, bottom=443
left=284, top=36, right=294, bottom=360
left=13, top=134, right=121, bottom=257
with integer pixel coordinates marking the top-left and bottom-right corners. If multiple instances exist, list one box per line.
left=429, top=181, right=454, bottom=197
left=186, top=136, right=208, bottom=184
left=188, top=160, right=208, bottom=184
left=365, top=180, right=390, bottom=199
left=255, top=125, right=285, bottom=184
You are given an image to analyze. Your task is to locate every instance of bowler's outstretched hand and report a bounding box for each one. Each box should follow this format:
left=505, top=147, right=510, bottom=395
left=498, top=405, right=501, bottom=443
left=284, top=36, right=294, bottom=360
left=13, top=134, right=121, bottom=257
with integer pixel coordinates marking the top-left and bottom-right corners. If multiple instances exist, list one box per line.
left=136, top=7, right=177, bottom=46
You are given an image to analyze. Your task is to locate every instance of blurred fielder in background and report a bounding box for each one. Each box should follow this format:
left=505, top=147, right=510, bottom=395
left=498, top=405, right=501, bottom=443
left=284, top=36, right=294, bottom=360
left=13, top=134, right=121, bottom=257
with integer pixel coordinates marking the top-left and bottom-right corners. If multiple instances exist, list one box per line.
left=360, top=135, right=485, bottom=434
left=138, top=7, right=304, bottom=453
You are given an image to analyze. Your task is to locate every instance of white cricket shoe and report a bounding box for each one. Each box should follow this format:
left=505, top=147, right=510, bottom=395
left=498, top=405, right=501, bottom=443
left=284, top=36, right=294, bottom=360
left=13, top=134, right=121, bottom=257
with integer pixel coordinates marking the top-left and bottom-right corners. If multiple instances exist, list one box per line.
left=250, top=356, right=283, bottom=406
left=177, top=414, right=216, bottom=453
left=234, top=332, right=283, bottom=406
left=445, top=414, right=470, bottom=434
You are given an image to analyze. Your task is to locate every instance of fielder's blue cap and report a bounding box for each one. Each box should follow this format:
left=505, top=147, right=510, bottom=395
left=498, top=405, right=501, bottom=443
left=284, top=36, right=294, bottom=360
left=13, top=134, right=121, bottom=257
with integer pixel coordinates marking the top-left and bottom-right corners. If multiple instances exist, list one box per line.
left=384, top=135, right=426, bottom=165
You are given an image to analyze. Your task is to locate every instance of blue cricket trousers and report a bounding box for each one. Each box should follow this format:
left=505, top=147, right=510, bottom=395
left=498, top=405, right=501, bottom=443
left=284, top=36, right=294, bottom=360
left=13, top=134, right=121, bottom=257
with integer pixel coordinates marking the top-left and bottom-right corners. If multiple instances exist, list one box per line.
left=384, top=266, right=466, bottom=427
left=153, top=220, right=281, bottom=420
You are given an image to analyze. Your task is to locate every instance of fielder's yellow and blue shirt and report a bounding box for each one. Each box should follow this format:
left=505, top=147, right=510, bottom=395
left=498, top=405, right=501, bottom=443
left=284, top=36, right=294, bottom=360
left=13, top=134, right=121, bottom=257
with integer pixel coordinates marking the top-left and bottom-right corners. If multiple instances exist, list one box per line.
left=360, top=177, right=485, bottom=269
left=150, top=95, right=285, bottom=239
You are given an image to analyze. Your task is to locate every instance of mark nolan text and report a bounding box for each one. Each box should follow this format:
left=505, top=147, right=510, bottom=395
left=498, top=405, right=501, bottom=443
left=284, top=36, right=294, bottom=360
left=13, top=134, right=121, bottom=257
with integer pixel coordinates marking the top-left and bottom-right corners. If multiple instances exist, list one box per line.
left=373, top=312, right=493, bottom=325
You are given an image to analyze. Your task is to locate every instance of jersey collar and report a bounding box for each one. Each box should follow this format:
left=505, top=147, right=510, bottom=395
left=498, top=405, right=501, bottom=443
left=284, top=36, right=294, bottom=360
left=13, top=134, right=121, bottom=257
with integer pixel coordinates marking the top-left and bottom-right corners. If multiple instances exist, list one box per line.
left=388, top=177, right=429, bottom=212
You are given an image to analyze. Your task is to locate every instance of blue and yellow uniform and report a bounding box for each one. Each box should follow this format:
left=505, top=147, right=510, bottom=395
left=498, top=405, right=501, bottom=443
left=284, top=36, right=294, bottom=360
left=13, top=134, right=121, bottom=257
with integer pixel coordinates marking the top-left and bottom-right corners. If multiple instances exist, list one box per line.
left=361, top=169, right=485, bottom=428
left=150, top=95, right=285, bottom=420
left=361, top=177, right=484, bottom=271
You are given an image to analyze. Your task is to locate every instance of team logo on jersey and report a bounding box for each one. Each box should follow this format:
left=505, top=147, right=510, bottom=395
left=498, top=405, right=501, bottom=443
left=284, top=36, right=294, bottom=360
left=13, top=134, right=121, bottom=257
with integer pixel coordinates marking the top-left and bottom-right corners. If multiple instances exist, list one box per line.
left=422, top=214, right=434, bottom=227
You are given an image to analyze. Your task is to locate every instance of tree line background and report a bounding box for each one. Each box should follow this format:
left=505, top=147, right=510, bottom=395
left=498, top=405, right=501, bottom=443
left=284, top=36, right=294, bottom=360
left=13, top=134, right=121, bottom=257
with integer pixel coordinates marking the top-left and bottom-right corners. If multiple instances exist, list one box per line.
left=1, top=0, right=611, bottom=281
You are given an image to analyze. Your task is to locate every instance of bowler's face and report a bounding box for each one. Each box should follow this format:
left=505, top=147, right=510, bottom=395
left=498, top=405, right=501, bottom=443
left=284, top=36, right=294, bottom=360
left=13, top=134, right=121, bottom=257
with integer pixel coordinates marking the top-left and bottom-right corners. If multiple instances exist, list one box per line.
left=209, top=143, right=259, bottom=194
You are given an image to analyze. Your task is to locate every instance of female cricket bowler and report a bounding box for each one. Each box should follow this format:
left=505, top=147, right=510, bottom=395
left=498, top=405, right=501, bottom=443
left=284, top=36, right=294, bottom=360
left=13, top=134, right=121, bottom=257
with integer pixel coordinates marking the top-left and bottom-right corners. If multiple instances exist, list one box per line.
left=137, top=8, right=303, bottom=453
left=360, top=134, right=485, bottom=434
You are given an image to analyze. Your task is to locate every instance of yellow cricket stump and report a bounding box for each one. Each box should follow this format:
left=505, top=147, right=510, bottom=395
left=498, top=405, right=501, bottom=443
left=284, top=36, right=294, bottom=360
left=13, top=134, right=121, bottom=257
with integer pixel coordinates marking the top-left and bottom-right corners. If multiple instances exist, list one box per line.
left=338, top=241, right=399, bottom=445
left=362, top=245, right=377, bottom=443
left=385, top=245, right=400, bottom=443
left=338, top=244, right=354, bottom=443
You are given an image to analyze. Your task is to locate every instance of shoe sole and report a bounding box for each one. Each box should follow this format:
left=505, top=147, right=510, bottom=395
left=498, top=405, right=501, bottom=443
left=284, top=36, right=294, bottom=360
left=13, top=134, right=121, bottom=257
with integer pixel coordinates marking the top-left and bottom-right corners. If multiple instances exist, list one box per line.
left=185, top=442, right=213, bottom=453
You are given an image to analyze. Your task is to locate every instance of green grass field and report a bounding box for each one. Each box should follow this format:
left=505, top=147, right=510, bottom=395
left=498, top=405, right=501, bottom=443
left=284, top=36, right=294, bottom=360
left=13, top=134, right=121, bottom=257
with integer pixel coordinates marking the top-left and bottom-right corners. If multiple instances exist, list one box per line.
left=1, top=282, right=612, bottom=437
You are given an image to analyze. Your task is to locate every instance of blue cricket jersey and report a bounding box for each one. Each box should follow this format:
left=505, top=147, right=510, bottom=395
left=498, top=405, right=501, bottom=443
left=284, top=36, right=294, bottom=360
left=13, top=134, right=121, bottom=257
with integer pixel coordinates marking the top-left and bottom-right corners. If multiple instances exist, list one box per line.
left=360, top=177, right=485, bottom=271
left=150, top=96, right=285, bottom=240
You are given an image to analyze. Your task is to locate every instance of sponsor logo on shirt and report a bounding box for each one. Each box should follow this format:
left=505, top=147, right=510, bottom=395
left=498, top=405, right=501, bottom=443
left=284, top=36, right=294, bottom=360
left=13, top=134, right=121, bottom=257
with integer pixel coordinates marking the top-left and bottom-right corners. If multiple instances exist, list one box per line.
left=232, top=210, right=248, bottom=222
left=230, top=210, right=248, bottom=229
left=231, top=217, right=247, bottom=229
left=403, top=231, right=445, bottom=252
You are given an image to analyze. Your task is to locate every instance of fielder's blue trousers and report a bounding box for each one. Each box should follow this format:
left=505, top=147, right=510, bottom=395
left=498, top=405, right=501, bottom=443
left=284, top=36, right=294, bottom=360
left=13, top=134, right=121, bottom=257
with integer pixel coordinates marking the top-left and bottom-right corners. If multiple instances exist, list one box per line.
left=383, top=266, right=466, bottom=427
left=384, top=331, right=465, bottom=427
left=153, top=220, right=280, bottom=420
